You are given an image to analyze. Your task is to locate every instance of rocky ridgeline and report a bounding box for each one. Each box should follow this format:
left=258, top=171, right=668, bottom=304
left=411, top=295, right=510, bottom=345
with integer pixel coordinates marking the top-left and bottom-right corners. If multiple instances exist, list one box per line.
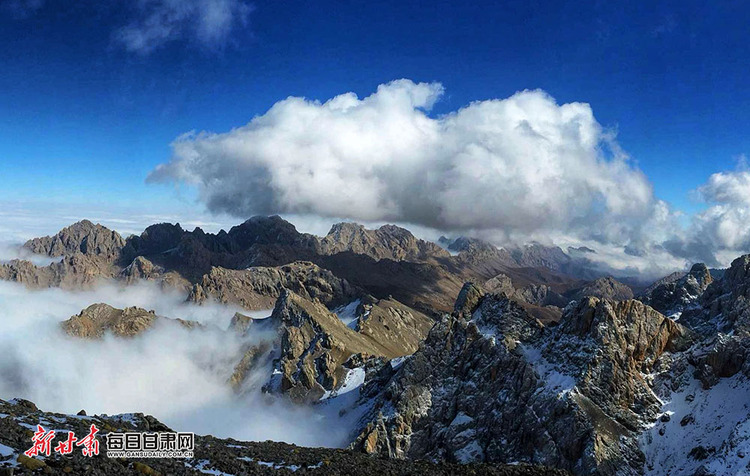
left=61, top=304, right=203, bottom=339
left=319, top=222, right=451, bottom=262
left=59, top=289, right=433, bottom=404
left=350, top=284, right=690, bottom=474
left=0, top=398, right=568, bottom=476
left=344, top=257, right=750, bottom=475
left=639, top=263, right=713, bottom=317
left=187, top=261, right=358, bottom=310
left=2, top=217, right=633, bottom=316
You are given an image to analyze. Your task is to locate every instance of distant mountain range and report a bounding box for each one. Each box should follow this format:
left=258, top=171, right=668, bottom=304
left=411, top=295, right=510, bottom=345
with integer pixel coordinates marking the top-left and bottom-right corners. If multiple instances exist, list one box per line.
left=1, top=216, right=748, bottom=475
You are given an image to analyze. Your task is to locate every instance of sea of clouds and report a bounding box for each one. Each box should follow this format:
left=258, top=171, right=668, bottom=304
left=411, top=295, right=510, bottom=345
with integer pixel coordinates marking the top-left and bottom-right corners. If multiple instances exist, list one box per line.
left=0, top=274, right=358, bottom=447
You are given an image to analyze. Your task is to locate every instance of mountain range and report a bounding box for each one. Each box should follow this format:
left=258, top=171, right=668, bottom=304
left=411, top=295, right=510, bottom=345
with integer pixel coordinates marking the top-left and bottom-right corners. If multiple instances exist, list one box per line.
left=1, top=216, right=748, bottom=475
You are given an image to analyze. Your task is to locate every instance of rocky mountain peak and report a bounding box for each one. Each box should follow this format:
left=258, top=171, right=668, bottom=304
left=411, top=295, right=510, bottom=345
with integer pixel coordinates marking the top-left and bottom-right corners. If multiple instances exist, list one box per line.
left=61, top=303, right=160, bottom=338
left=271, top=290, right=402, bottom=401
left=228, top=215, right=304, bottom=248
left=453, top=282, right=485, bottom=315
left=188, top=261, right=357, bottom=310
left=320, top=222, right=449, bottom=262
left=118, top=256, right=164, bottom=283
left=558, top=298, right=691, bottom=363
left=60, top=303, right=202, bottom=339
left=24, top=220, right=125, bottom=262
left=640, top=262, right=713, bottom=317
left=510, top=243, right=571, bottom=270
left=446, top=236, right=498, bottom=254
left=567, top=276, right=634, bottom=302
left=121, top=222, right=185, bottom=259
left=687, top=262, right=712, bottom=283
left=720, top=254, right=750, bottom=290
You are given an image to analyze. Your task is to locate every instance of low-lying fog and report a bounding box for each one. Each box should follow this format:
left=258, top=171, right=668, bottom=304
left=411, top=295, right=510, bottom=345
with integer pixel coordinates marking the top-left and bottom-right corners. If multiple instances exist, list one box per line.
left=0, top=261, right=360, bottom=447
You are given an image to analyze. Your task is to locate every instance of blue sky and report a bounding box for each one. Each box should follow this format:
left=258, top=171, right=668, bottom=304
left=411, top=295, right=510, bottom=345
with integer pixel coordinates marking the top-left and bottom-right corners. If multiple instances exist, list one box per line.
left=1, top=0, right=750, bottom=268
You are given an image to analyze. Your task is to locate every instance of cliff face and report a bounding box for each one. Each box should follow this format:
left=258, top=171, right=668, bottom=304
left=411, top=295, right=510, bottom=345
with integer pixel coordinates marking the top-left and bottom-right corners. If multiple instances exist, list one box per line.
left=23, top=219, right=126, bottom=262
left=270, top=290, right=432, bottom=402
left=640, top=263, right=713, bottom=317
left=187, top=261, right=358, bottom=310
left=351, top=285, right=690, bottom=475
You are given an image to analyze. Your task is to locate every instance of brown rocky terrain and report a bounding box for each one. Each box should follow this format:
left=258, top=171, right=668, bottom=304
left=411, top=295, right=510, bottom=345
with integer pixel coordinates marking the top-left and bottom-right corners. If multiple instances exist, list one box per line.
left=269, top=290, right=432, bottom=402
left=350, top=284, right=692, bottom=475
left=565, top=276, right=634, bottom=302
left=2, top=217, right=620, bottom=318
left=0, top=254, right=117, bottom=289
left=187, top=261, right=357, bottom=310
left=61, top=304, right=203, bottom=339
left=319, top=222, right=450, bottom=262
left=24, top=220, right=126, bottom=262
left=57, top=289, right=433, bottom=404
left=6, top=218, right=750, bottom=475
left=0, top=398, right=569, bottom=476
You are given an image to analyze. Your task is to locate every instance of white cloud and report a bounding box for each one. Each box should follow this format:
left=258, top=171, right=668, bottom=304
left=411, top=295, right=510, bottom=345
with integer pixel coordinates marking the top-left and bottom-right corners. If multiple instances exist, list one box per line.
left=0, top=280, right=358, bottom=447
left=150, top=79, right=677, bottom=253
left=114, top=0, right=252, bottom=54
left=668, top=165, right=750, bottom=264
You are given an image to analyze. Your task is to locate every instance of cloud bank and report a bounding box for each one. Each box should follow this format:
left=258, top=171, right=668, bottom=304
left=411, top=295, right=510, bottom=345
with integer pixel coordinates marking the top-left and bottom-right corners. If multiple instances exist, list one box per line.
left=656, top=164, right=750, bottom=267
left=150, top=80, right=676, bottom=254
left=0, top=280, right=359, bottom=447
left=114, top=0, right=252, bottom=54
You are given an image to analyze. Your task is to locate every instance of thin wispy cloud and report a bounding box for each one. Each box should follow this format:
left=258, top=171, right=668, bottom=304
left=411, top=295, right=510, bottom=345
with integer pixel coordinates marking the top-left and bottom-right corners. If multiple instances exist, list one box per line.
left=113, top=0, right=253, bottom=54
left=1, top=0, right=44, bottom=19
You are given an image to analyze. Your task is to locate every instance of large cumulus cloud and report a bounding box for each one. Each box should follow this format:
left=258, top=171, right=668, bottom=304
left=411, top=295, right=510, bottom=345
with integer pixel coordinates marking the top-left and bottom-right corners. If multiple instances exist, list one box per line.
left=150, top=79, right=675, bottom=251
left=665, top=165, right=750, bottom=266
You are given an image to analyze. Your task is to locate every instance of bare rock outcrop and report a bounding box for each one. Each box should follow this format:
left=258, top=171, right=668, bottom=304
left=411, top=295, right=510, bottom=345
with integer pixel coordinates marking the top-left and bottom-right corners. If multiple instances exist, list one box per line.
left=270, top=290, right=431, bottom=402
left=640, top=263, right=712, bottom=316
left=61, top=303, right=201, bottom=338
left=23, top=220, right=125, bottom=262
left=352, top=285, right=689, bottom=475
left=0, top=253, right=116, bottom=289
left=188, top=261, right=357, bottom=310
left=319, top=223, right=450, bottom=262
left=118, top=256, right=165, bottom=283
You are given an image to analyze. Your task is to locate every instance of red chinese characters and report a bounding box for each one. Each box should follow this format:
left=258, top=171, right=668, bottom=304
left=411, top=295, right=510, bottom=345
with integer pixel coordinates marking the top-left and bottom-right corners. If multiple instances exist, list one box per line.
left=76, top=424, right=100, bottom=457
left=24, top=425, right=56, bottom=457
left=54, top=432, right=78, bottom=455
left=24, top=424, right=100, bottom=458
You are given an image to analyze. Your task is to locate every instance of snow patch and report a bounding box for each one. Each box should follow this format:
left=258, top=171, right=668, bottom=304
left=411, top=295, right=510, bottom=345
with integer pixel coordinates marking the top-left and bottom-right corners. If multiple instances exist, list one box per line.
left=333, top=299, right=361, bottom=329
left=640, top=373, right=750, bottom=475
left=521, top=345, right=576, bottom=397
left=238, top=456, right=322, bottom=472
left=0, top=443, right=15, bottom=458
left=189, top=459, right=235, bottom=476
left=320, top=367, right=365, bottom=400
